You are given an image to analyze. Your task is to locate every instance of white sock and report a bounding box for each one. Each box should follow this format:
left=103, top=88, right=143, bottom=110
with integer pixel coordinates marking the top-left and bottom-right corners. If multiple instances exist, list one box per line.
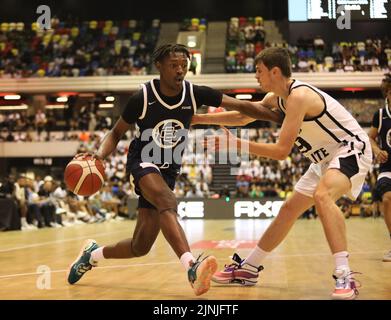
left=21, top=217, right=28, bottom=226
left=180, top=252, right=195, bottom=270
left=333, top=251, right=350, bottom=270
left=90, top=247, right=105, bottom=263
left=244, top=245, right=269, bottom=267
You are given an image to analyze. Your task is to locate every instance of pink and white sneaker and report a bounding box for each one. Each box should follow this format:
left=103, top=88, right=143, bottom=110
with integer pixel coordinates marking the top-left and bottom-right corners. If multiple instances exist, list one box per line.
left=212, top=253, right=264, bottom=286
left=331, top=268, right=361, bottom=300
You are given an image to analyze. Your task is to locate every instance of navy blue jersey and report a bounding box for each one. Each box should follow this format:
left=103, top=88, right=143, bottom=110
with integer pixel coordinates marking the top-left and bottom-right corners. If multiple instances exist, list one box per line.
left=122, top=79, right=222, bottom=173
left=372, top=99, right=391, bottom=173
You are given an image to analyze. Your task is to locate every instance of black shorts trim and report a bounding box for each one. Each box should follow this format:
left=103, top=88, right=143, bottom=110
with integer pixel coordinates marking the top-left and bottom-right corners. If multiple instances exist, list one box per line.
left=338, top=155, right=359, bottom=179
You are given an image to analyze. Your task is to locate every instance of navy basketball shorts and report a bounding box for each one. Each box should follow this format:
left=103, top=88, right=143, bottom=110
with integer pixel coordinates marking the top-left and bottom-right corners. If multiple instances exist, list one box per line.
left=128, top=159, right=177, bottom=209
left=374, top=173, right=391, bottom=201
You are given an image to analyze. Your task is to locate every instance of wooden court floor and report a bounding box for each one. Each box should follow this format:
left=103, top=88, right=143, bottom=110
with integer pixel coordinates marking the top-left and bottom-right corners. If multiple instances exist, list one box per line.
left=0, top=218, right=390, bottom=300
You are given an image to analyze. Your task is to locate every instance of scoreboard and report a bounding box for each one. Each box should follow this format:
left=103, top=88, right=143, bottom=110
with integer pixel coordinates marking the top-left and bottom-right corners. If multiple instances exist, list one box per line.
left=289, top=0, right=390, bottom=21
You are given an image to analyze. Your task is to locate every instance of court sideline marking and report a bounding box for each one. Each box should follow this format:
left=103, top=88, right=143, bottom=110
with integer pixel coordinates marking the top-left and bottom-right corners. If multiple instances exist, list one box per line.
left=0, top=250, right=386, bottom=280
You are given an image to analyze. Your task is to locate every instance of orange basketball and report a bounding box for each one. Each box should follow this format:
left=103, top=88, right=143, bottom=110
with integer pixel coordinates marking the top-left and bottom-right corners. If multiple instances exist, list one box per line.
left=64, top=155, right=106, bottom=196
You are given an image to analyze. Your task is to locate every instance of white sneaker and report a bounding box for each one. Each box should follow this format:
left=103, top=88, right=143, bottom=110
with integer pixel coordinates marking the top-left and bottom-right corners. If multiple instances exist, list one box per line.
left=76, top=211, right=87, bottom=219
left=62, top=221, right=74, bottom=227
left=383, top=250, right=391, bottom=262
left=87, top=216, right=97, bottom=223
left=67, top=212, right=76, bottom=219
left=22, top=224, right=36, bottom=231
left=50, top=222, right=62, bottom=228
left=331, top=268, right=361, bottom=300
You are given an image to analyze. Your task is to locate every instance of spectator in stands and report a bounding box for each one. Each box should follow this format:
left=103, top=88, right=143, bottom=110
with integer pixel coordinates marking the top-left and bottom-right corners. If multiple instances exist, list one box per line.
left=0, top=175, right=20, bottom=231
left=100, top=183, right=121, bottom=220
left=174, top=183, right=185, bottom=197
left=236, top=175, right=250, bottom=197
left=185, top=185, right=203, bottom=198
left=38, top=176, right=61, bottom=228
left=35, top=109, right=47, bottom=140
left=219, top=184, right=231, bottom=199
left=14, top=174, right=36, bottom=230
left=25, top=182, right=44, bottom=228
left=189, top=54, right=198, bottom=75
left=249, top=184, right=264, bottom=198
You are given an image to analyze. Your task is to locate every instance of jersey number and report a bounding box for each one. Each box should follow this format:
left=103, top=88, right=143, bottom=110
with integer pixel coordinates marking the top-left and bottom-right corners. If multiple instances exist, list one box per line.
left=295, top=137, right=312, bottom=153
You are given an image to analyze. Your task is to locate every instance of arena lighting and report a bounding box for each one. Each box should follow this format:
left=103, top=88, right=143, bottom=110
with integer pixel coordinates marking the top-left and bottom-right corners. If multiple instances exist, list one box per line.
left=57, top=91, right=78, bottom=96
left=99, top=103, right=114, bottom=108
left=78, top=93, right=95, bottom=98
left=235, top=94, right=253, bottom=100
left=45, top=104, right=65, bottom=109
left=0, top=104, right=28, bottom=111
left=4, top=94, right=21, bottom=100
left=56, top=96, right=68, bottom=103
left=342, top=87, right=365, bottom=92
left=105, top=96, right=115, bottom=102
left=231, top=88, right=256, bottom=93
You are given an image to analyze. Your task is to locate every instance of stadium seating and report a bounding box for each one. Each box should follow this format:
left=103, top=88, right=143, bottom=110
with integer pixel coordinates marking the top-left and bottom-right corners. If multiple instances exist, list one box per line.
left=0, top=18, right=160, bottom=78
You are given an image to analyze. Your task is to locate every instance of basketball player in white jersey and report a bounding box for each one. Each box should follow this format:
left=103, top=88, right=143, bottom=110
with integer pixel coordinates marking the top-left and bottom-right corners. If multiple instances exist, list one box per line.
left=192, top=47, right=372, bottom=300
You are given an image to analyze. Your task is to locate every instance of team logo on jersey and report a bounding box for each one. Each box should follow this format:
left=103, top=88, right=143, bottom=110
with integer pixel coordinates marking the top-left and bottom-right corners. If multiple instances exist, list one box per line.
left=152, top=119, right=185, bottom=148
left=386, top=129, right=391, bottom=148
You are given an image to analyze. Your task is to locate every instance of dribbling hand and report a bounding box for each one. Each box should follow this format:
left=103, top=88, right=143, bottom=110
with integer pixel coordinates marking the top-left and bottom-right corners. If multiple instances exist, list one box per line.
left=74, top=153, right=105, bottom=167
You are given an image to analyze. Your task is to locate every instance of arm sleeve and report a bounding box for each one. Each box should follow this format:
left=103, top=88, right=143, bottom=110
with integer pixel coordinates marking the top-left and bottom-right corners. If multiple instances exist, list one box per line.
left=193, top=85, right=223, bottom=108
left=372, top=110, right=380, bottom=128
left=121, top=89, right=144, bottom=124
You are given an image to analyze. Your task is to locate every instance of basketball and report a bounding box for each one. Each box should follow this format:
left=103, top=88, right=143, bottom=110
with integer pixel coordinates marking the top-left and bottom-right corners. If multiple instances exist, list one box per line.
left=64, top=155, right=106, bottom=196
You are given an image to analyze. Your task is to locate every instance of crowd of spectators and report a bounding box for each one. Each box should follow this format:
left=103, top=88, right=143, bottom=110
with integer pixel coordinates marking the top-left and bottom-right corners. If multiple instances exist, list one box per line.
left=180, top=18, right=207, bottom=32
left=226, top=16, right=266, bottom=73
left=0, top=94, right=382, bottom=143
left=289, top=37, right=391, bottom=73
left=0, top=123, right=382, bottom=231
left=0, top=172, right=131, bottom=231
left=0, top=16, right=389, bottom=77
left=226, top=16, right=391, bottom=73
left=0, top=18, right=160, bottom=78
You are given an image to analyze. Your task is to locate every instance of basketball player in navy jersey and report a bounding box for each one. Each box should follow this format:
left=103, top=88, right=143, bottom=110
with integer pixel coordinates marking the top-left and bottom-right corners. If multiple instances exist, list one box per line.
left=192, top=47, right=372, bottom=299
left=66, top=44, right=283, bottom=296
left=368, top=74, right=391, bottom=262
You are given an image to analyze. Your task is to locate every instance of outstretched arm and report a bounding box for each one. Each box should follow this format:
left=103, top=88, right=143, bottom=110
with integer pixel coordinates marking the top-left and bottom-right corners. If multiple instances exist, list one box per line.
left=192, top=111, right=255, bottom=126
left=226, top=92, right=306, bottom=160
left=95, top=117, right=131, bottom=160
left=220, top=94, right=284, bottom=124
left=192, top=92, right=284, bottom=126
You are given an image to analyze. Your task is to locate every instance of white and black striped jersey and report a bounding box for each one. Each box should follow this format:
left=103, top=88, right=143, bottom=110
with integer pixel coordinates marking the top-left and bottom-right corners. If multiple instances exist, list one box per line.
left=372, top=99, right=391, bottom=174
left=122, top=79, right=222, bottom=172
left=277, top=79, right=369, bottom=164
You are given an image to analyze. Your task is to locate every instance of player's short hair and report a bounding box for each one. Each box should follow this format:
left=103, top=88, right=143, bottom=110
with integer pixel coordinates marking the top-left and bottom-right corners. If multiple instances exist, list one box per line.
left=152, top=44, right=190, bottom=64
left=381, top=73, right=391, bottom=98
left=254, top=47, right=292, bottom=78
